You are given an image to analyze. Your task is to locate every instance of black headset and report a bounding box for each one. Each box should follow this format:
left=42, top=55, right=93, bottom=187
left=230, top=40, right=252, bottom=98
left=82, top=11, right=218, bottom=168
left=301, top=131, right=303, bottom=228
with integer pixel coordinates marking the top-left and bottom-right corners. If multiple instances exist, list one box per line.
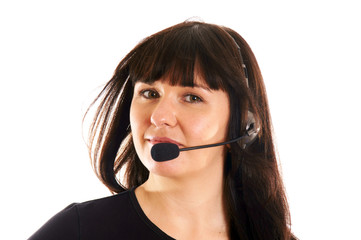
left=228, top=32, right=260, bottom=149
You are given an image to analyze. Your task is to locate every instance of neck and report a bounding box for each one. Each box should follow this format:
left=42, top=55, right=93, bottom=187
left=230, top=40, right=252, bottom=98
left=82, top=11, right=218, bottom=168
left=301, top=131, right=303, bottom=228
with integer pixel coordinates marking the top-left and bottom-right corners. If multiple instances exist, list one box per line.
left=143, top=170, right=224, bottom=206
left=135, top=161, right=229, bottom=239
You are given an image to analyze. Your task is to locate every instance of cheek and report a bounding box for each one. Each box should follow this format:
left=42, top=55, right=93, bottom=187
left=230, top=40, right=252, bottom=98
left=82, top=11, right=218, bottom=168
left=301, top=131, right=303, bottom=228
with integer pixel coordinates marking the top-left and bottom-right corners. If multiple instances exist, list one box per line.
left=182, top=113, right=222, bottom=142
left=186, top=117, right=210, bottom=135
left=183, top=107, right=229, bottom=143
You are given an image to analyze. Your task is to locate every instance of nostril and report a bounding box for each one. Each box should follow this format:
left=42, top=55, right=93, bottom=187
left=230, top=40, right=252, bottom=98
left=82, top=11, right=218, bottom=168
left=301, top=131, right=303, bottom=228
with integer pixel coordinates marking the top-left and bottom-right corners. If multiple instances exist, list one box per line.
left=150, top=115, right=172, bottom=127
left=150, top=107, right=177, bottom=128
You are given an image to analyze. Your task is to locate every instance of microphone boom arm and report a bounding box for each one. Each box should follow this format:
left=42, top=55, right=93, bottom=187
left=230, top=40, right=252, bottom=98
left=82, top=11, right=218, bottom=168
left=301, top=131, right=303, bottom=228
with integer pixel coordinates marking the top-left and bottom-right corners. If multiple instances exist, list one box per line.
left=179, top=135, right=246, bottom=152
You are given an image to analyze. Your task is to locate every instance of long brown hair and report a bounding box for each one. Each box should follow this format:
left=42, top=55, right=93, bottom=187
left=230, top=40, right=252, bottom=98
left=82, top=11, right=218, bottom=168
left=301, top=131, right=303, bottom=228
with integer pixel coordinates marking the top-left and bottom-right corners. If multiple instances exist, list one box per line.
left=85, top=21, right=296, bottom=239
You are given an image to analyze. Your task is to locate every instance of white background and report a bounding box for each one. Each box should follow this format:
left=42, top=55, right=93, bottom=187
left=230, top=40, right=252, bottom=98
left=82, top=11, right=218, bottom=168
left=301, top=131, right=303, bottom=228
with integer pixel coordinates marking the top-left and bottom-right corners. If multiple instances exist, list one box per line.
left=1, top=0, right=360, bottom=239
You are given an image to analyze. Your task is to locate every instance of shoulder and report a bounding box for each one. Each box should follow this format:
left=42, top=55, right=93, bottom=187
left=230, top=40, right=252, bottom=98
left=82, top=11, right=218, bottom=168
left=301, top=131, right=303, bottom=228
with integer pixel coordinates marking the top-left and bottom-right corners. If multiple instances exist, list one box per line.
left=28, top=189, right=175, bottom=240
left=76, top=189, right=132, bottom=218
left=75, top=190, right=137, bottom=232
left=28, top=191, right=132, bottom=240
left=28, top=202, right=80, bottom=240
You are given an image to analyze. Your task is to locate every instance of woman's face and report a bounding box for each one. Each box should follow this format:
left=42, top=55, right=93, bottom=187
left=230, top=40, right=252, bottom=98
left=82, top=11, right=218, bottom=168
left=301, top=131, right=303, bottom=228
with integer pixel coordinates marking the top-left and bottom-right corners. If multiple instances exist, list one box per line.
left=130, top=76, right=230, bottom=178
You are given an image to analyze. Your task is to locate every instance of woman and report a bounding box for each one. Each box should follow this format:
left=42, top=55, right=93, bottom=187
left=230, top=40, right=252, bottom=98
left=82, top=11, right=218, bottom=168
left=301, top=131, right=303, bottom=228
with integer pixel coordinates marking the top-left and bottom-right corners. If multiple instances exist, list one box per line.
left=29, top=21, right=296, bottom=239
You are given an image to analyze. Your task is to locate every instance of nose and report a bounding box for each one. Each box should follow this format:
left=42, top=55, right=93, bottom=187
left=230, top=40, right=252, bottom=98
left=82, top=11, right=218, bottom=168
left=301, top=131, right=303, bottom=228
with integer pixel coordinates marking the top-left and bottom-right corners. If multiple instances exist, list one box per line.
left=150, top=98, right=177, bottom=128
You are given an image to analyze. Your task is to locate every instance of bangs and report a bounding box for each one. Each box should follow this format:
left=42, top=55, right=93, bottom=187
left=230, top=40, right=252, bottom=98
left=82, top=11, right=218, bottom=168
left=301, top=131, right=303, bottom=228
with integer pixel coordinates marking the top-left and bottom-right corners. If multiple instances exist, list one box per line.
left=128, top=22, right=243, bottom=91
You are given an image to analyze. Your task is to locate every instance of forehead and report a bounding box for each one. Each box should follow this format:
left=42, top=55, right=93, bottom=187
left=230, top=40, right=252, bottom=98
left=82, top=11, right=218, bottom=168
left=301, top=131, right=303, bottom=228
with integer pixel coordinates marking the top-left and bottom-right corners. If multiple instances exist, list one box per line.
left=160, top=69, right=211, bottom=89
left=131, top=60, right=222, bottom=92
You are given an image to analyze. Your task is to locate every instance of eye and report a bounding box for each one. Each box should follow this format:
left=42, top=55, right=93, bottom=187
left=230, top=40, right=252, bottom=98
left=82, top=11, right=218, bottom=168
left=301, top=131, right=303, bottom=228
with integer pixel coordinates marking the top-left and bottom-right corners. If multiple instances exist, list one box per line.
left=140, top=89, right=159, bottom=99
left=184, top=94, right=203, bottom=103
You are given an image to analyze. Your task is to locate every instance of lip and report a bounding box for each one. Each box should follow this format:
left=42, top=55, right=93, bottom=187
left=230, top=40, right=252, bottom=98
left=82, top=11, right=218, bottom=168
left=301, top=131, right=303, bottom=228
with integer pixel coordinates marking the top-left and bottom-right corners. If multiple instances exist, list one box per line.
left=147, top=137, right=183, bottom=147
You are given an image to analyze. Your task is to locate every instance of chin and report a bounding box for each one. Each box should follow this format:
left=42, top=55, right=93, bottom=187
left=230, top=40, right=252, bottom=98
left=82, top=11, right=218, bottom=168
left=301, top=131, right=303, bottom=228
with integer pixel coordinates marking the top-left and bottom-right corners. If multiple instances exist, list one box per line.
left=141, top=154, right=192, bottom=178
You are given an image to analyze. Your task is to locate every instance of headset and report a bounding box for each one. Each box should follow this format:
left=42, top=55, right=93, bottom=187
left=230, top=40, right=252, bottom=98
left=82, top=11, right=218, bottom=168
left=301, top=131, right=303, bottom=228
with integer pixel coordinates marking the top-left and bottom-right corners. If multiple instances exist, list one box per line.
left=150, top=32, right=261, bottom=162
left=227, top=31, right=260, bottom=149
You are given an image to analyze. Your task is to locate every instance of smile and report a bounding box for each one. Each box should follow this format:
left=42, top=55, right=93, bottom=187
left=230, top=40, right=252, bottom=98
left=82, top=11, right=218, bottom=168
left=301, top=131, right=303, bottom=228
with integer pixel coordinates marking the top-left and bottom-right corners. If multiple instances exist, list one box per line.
left=148, top=137, right=183, bottom=147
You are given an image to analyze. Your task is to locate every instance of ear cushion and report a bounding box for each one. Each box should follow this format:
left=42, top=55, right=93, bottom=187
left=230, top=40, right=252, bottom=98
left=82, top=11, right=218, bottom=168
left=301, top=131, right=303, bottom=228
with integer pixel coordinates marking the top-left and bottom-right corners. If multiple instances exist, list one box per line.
left=238, top=111, right=260, bottom=149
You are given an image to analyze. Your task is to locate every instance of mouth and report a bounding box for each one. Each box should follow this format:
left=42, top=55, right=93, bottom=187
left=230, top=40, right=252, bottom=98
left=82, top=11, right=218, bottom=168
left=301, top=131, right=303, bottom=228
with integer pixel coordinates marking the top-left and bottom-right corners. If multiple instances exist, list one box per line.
left=148, top=137, right=183, bottom=147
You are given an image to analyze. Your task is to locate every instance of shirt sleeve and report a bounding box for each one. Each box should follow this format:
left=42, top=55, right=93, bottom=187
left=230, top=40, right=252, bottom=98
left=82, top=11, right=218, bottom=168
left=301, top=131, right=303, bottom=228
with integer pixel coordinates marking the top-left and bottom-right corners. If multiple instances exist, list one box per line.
left=28, top=203, right=80, bottom=240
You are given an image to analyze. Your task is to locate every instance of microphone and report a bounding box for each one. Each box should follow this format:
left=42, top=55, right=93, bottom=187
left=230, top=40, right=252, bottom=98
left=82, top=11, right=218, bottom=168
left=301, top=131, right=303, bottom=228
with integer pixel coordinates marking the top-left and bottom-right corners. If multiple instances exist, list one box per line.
left=151, top=112, right=260, bottom=162
left=151, top=135, right=248, bottom=162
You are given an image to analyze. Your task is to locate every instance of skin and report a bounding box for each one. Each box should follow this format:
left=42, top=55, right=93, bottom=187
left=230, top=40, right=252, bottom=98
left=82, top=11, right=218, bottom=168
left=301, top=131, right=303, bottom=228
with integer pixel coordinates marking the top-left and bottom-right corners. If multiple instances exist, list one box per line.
left=130, top=75, right=231, bottom=240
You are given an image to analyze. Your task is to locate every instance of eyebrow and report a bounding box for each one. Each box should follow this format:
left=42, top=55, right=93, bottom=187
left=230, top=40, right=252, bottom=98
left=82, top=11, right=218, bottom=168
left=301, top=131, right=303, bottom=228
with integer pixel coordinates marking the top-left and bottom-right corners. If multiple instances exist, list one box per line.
left=137, top=81, right=212, bottom=91
left=191, top=83, right=211, bottom=91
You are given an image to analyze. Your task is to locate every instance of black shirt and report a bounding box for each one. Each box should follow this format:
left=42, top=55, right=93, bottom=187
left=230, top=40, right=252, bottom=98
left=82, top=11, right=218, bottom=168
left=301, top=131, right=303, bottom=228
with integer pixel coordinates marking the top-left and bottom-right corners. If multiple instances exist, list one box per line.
left=28, top=189, right=175, bottom=240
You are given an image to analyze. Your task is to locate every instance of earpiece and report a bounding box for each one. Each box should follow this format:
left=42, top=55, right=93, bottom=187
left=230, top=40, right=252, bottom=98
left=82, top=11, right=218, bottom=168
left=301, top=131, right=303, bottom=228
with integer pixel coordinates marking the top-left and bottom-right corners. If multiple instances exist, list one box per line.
left=238, top=111, right=260, bottom=149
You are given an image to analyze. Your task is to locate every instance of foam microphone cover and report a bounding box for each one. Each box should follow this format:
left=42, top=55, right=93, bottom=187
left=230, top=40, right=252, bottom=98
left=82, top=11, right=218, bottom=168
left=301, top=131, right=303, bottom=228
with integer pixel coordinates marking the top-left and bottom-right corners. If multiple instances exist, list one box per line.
left=151, top=143, right=180, bottom=162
